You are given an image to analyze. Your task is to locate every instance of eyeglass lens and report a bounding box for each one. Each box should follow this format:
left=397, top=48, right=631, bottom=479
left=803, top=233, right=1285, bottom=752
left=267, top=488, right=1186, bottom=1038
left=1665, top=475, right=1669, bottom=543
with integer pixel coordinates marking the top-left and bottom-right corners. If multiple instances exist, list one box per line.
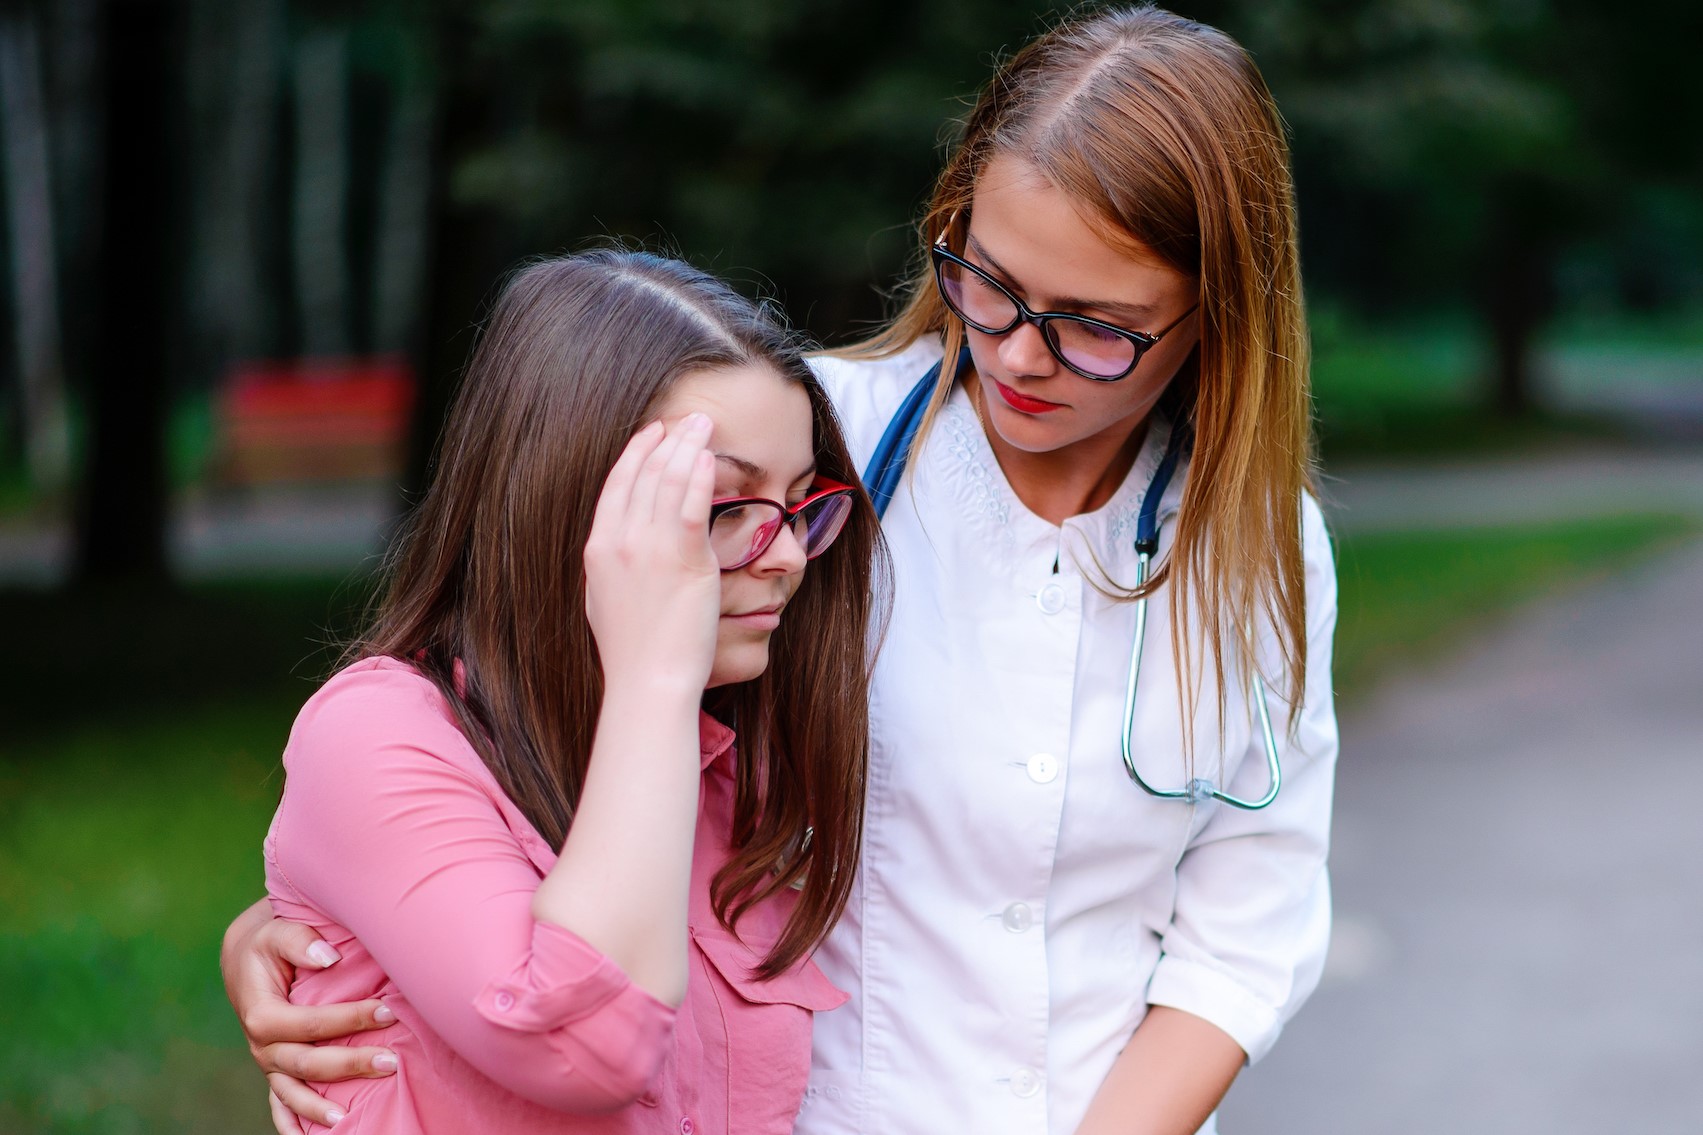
left=709, top=493, right=853, bottom=570
left=936, top=257, right=1141, bottom=379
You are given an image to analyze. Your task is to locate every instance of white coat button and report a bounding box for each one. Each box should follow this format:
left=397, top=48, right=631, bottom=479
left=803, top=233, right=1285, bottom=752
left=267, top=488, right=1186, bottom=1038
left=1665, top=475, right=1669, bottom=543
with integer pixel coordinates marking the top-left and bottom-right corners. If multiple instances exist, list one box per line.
left=1002, top=902, right=1034, bottom=932
left=1036, top=583, right=1066, bottom=614
left=1010, top=1066, right=1042, bottom=1098
left=1026, top=753, right=1059, bottom=783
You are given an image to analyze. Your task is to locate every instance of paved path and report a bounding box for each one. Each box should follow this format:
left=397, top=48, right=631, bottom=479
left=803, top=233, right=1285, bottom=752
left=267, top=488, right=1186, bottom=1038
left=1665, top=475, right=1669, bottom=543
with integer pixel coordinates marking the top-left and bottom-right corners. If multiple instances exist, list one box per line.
left=1321, top=446, right=1703, bottom=533
left=0, top=484, right=398, bottom=585
left=1219, top=511, right=1703, bottom=1131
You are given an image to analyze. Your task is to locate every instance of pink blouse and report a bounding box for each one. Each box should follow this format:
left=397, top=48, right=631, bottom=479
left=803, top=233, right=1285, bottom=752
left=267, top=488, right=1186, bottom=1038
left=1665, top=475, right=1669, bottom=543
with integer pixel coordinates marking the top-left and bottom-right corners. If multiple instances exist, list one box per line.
left=265, top=657, right=845, bottom=1134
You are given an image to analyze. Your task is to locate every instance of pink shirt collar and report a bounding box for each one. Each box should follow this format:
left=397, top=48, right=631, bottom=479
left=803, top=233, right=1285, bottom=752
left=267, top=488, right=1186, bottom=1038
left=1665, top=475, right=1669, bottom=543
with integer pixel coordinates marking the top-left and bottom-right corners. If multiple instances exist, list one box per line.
left=698, top=710, right=737, bottom=772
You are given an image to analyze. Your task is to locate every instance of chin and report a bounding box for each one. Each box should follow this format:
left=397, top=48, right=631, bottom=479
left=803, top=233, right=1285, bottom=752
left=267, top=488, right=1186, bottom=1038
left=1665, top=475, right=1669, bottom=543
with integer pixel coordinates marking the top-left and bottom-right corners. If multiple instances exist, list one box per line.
left=986, top=404, right=1080, bottom=453
left=705, top=639, right=773, bottom=689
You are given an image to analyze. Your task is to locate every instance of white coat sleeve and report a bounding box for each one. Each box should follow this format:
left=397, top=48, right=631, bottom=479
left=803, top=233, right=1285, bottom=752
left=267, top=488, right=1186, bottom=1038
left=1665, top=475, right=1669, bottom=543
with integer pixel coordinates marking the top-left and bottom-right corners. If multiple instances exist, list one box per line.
left=1144, top=492, right=1338, bottom=1063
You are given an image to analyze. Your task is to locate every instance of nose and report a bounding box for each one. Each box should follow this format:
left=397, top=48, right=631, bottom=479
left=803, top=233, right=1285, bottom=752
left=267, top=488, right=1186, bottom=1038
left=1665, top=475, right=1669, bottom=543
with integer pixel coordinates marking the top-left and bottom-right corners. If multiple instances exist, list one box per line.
left=995, top=317, right=1058, bottom=378
left=748, top=518, right=808, bottom=577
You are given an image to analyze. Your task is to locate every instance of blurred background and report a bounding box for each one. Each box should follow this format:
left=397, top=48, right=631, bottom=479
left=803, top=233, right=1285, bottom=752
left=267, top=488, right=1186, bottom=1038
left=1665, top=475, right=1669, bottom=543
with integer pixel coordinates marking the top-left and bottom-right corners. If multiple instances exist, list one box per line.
left=2, top=0, right=1699, bottom=1131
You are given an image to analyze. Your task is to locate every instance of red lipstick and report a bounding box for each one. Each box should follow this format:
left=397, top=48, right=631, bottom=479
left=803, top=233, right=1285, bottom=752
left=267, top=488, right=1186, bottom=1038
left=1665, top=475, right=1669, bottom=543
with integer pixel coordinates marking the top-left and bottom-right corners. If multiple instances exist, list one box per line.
left=993, top=380, right=1063, bottom=415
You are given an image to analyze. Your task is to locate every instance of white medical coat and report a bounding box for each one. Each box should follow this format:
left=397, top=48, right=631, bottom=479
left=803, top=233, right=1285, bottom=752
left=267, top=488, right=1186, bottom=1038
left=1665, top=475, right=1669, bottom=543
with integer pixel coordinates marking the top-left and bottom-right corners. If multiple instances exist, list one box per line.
left=798, top=339, right=1339, bottom=1135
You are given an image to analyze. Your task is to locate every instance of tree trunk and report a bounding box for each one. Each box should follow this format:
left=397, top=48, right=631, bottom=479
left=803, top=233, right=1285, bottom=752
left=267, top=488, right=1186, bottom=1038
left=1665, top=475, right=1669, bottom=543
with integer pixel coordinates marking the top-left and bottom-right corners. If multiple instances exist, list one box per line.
left=73, top=0, right=179, bottom=584
left=185, top=0, right=282, bottom=380
left=0, top=10, right=71, bottom=493
left=1482, top=184, right=1558, bottom=419
left=291, top=24, right=351, bottom=358
left=45, top=0, right=102, bottom=433
left=371, top=59, right=435, bottom=355
left=401, top=15, right=521, bottom=506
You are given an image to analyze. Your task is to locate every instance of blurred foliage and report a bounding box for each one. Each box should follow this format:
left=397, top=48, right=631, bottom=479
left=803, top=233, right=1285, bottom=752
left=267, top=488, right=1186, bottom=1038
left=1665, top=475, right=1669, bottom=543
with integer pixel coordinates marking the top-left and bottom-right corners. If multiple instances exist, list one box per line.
left=409, top=0, right=1056, bottom=337
left=396, top=0, right=1703, bottom=336
left=4, top=0, right=1701, bottom=574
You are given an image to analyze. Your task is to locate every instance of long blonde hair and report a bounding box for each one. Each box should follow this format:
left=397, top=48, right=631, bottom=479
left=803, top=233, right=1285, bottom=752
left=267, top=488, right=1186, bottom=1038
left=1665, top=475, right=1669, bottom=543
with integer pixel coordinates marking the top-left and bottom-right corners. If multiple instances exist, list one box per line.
left=847, top=4, right=1315, bottom=726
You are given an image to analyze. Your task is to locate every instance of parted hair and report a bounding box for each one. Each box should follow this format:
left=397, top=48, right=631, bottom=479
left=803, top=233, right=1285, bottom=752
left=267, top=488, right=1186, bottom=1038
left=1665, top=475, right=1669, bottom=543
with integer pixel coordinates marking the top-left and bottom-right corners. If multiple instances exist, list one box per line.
left=851, top=4, right=1315, bottom=730
left=355, top=249, right=885, bottom=977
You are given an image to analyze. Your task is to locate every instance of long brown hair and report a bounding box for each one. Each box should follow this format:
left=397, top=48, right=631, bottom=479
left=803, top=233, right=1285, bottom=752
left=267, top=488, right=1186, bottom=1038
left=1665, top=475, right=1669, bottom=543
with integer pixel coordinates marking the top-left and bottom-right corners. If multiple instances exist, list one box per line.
left=850, top=5, right=1314, bottom=729
left=356, top=249, right=885, bottom=976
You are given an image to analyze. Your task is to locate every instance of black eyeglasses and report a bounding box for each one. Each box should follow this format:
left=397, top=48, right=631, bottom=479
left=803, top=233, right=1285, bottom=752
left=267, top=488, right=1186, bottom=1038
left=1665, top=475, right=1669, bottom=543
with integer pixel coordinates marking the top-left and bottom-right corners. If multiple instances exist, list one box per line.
left=931, top=237, right=1198, bottom=381
left=707, top=479, right=856, bottom=571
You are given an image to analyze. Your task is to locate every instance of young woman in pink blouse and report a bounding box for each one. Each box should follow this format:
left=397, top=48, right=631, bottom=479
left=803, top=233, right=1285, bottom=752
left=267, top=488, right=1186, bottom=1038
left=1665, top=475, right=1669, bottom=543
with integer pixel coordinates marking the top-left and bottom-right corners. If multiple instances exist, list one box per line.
left=241, top=249, right=885, bottom=1134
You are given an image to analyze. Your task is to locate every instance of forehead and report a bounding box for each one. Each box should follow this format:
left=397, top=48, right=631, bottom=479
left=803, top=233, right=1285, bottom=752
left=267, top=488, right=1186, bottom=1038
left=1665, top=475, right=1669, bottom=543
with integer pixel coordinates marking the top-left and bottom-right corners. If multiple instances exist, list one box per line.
left=655, top=362, right=814, bottom=478
left=969, top=153, right=1183, bottom=301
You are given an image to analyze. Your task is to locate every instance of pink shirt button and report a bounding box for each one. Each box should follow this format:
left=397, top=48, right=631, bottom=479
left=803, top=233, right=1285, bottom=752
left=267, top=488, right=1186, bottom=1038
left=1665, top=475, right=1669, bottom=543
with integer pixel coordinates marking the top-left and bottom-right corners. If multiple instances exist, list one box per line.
left=679, top=1119, right=695, bottom=1135
left=494, top=990, right=516, bottom=1012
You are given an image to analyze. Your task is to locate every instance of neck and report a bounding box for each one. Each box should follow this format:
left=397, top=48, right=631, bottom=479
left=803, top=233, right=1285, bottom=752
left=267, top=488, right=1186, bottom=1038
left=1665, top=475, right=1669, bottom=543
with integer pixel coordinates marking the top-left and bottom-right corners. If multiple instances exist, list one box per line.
left=969, top=381, right=1151, bottom=527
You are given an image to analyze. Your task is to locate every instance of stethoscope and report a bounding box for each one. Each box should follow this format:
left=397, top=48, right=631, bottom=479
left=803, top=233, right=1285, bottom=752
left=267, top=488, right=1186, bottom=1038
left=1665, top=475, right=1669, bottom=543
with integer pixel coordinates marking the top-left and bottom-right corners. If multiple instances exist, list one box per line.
left=860, top=351, right=1283, bottom=810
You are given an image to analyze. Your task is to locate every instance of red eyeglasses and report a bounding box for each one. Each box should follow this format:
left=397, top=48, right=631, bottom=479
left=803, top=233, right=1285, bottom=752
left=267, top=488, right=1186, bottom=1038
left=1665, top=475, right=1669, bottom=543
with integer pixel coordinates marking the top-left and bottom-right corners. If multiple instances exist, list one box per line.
left=708, top=479, right=857, bottom=571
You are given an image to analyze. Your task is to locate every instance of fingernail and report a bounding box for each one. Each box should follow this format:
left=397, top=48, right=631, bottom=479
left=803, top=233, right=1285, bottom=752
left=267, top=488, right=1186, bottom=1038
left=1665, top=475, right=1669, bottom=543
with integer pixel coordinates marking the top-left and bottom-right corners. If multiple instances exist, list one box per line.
left=373, top=1003, right=396, bottom=1024
left=373, top=1050, right=399, bottom=1073
left=326, top=1107, right=346, bottom=1126
left=687, top=412, right=712, bottom=431
left=306, top=942, right=341, bottom=968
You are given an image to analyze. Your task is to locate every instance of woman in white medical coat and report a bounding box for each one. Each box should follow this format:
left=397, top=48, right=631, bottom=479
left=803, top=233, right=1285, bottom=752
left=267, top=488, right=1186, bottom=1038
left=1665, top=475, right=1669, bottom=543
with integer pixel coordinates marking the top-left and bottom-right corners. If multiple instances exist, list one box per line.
left=226, top=8, right=1336, bottom=1134
left=797, top=12, right=1337, bottom=1130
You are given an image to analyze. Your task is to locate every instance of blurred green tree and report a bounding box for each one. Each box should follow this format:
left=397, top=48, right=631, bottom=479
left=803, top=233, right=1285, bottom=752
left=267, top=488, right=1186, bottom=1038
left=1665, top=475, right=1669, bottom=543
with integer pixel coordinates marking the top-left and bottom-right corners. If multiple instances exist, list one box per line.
left=26, top=0, right=1703, bottom=585
left=1185, top=0, right=1703, bottom=414
left=397, top=0, right=1053, bottom=489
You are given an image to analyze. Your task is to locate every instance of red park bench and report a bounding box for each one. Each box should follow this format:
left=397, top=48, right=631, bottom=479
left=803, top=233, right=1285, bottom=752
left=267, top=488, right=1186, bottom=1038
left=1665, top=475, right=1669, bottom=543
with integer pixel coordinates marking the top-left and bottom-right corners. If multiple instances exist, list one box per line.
left=215, top=356, right=416, bottom=486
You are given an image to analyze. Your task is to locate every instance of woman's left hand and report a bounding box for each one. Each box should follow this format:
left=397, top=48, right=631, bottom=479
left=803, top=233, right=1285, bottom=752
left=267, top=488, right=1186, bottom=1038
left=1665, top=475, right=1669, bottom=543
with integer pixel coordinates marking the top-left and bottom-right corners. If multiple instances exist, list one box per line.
left=220, top=900, right=399, bottom=1132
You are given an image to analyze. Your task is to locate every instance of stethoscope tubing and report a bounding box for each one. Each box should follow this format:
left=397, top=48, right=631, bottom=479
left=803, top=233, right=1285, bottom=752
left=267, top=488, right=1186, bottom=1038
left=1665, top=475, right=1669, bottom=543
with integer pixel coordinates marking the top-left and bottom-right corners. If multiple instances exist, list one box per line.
left=1119, top=551, right=1282, bottom=810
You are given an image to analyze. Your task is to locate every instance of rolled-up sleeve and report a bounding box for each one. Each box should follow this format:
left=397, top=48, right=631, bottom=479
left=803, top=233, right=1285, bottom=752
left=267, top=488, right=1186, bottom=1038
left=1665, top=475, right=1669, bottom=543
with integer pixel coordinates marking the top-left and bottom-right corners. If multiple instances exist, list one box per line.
left=1145, top=494, right=1339, bottom=1063
left=266, top=665, right=676, bottom=1112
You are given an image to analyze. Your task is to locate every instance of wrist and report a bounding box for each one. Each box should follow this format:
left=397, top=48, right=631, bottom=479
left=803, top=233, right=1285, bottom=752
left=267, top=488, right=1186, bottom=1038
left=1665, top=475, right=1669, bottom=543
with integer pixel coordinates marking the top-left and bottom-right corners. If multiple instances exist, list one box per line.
left=600, top=667, right=707, bottom=707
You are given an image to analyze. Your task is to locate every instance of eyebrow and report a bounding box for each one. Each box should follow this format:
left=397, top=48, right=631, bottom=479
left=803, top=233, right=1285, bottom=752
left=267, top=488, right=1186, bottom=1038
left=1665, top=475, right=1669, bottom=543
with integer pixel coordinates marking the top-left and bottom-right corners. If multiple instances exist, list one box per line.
left=714, top=453, right=817, bottom=486
left=966, top=234, right=1160, bottom=323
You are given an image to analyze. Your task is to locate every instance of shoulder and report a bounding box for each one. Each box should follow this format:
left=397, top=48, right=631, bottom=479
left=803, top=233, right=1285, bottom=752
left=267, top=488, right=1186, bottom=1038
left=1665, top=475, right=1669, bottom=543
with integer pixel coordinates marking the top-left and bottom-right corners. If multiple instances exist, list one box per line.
left=1297, top=488, right=1338, bottom=633
left=809, top=338, right=945, bottom=469
left=1299, top=489, right=1335, bottom=576
left=284, top=657, right=483, bottom=786
left=292, top=656, right=454, bottom=737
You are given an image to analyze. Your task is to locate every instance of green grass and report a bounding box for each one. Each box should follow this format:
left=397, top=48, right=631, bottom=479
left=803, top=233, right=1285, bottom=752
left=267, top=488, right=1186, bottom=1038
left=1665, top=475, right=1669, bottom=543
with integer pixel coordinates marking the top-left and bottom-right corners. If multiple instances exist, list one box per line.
left=0, top=705, right=292, bottom=1134
left=0, top=577, right=378, bottom=1132
left=1312, top=313, right=1590, bottom=461
left=1331, top=513, right=1698, bottom=700
left=0, top=514, right=1697, bottom=1131
left=0, top=572, right=380, bottom=1134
